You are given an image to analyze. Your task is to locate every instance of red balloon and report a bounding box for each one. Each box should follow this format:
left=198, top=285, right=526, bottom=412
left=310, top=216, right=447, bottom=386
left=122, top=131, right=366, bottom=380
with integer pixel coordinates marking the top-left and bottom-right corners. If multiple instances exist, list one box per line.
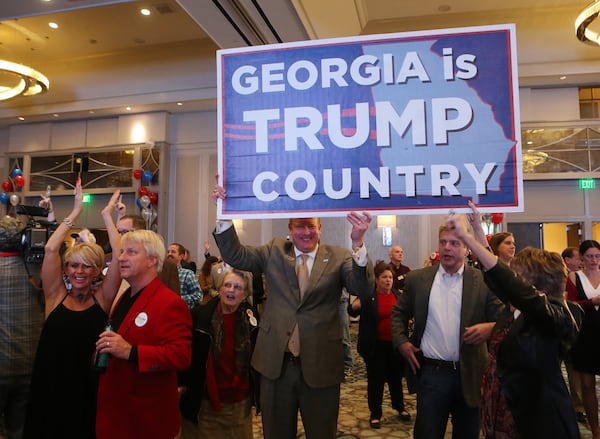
left=14, top=175, right=25, bottom=188
left=148, top=191, right=158, bottom=205
left=1, top=180, right=12, bottom=192
left=485, top=234, right=493, bottom=244
left=133, top=169, right=143, bottom=180
left=490, top=212, right=504, bottom=225
left=137, top=186, right=149, bottom=197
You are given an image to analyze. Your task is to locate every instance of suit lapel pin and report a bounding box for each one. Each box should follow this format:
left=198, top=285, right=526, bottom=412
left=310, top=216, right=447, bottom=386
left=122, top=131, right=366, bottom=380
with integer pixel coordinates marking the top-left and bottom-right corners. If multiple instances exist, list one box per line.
left=247, top=309, right=257, bottom=327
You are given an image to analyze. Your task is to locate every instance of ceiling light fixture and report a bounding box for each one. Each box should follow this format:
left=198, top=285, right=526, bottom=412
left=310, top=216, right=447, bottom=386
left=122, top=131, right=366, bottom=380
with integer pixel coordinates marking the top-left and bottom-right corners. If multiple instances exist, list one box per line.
left=576, top=0, right=600, bottom=45
left=0, top=60, right=49, bottom=100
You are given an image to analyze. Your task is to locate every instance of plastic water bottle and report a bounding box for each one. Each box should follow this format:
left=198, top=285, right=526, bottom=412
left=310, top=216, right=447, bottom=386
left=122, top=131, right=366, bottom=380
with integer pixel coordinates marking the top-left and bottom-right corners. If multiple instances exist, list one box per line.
left=93, top=321, right=112, bottom=373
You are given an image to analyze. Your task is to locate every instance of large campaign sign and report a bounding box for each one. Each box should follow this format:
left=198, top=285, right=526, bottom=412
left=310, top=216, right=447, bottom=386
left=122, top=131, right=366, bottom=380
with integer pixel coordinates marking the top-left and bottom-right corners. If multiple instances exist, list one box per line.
left=217, top=24, right=522, bottom=219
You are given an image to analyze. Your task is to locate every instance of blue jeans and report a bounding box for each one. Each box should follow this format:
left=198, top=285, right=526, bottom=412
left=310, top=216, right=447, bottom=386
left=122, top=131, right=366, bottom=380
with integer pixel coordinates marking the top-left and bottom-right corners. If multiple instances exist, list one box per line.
left=0, top=375, right=31, bottom=439
left=413, top=366, right=480, bottom=439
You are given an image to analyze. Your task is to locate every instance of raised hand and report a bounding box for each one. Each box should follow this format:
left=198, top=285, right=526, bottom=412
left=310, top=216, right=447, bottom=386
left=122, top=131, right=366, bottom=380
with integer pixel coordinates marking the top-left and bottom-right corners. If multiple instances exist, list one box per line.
left=346, top=211, right=372, bottom=248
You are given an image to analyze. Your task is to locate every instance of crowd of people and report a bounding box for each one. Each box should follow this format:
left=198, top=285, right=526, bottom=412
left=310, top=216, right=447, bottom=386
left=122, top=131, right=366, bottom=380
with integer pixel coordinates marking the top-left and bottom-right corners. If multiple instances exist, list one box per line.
left=0, top=180, right=598, bottom=439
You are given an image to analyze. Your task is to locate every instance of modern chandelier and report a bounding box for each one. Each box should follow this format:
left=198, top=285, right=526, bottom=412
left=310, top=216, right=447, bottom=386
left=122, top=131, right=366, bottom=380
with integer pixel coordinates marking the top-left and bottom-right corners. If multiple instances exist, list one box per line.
left=0, top=59, right=49, bottom=100
left=576, top=0, right=600, bottom=45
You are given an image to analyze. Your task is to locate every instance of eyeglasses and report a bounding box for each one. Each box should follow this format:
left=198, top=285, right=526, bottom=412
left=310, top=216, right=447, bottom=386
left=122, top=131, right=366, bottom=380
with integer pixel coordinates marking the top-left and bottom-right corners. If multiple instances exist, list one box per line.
left=222, top=282, right=244, bottom=291
left=118, top=229, right=132, bottom=235
left=67, top=262, right=96, bottom=270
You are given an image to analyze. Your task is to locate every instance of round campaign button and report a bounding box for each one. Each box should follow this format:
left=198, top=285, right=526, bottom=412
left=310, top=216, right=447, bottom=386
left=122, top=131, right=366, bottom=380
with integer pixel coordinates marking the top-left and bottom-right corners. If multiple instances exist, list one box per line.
left=135, top=312, right=148, bottom=327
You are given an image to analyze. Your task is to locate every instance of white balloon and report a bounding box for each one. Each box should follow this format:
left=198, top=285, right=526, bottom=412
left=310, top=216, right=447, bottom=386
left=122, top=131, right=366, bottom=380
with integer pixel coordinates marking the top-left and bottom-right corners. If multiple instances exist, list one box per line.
left=141, top=207, right=152, bottom=221
left=9, top=194, right=19, bottom=207
left=141, top=207, right=153, bottom=230
left=140, top=195, right=151, bottom=208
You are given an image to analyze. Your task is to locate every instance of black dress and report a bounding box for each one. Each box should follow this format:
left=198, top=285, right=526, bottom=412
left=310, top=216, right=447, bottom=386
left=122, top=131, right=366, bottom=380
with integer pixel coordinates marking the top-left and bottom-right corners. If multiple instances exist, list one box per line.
left=23, top=294, right=107, bottom=439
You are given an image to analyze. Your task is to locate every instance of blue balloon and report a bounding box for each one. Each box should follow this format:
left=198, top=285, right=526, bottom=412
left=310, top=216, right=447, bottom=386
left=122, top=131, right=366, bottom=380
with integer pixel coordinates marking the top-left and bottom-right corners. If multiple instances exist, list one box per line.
left=0, top=192, right=8, bottom=205
left=136, top=197, right=143, bottom=209
left=151, top=173, right=159, bottom=185
left=142, top=170, right=152, bottom=182
left=11, top=169, right=22, bottom=178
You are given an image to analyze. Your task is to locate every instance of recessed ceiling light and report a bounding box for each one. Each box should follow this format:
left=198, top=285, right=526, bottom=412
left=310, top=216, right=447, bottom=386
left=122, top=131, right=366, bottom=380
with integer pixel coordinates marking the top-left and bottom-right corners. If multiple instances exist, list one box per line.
left=48, top=22, right=59, bottom=29
left=126, top=106, right=132, bottom=111
left=18, top=117, right=25, bottom=121
left=560, top=76, right=567, bottom=80
left=53, top=113, right=59, bottom=118
left=89, top=110, right=95, bottom=114
left=176, top=102, right=183, bottom=106
left=140, top=8, right=151, bottom=16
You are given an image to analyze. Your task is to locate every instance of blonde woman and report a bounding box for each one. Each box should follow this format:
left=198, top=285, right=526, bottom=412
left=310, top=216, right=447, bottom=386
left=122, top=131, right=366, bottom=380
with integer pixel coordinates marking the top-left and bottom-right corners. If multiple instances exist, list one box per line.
left=23, top=180, right=121, bottom=439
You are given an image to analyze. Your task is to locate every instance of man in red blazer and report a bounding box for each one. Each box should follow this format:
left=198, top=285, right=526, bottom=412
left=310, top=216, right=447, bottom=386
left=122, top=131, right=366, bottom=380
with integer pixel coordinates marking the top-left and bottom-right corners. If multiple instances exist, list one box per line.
left=95, top=230, right=192, bottom=439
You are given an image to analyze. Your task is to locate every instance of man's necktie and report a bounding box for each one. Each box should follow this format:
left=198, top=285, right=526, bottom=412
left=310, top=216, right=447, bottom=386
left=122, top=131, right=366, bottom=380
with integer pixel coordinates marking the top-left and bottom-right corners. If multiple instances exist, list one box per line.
left=297, top=254, right=309, bottom=298
left=288, top=254, right=308, bottom=357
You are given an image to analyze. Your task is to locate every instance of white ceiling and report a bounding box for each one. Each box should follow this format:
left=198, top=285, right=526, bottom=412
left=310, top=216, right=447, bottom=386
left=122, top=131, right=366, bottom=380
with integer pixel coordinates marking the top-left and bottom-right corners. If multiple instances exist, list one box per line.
left=0, top=0, right=598, bottom=130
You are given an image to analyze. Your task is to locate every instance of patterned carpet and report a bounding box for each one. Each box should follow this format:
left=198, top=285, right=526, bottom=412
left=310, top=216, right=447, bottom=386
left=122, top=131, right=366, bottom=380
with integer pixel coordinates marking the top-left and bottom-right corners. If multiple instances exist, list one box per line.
left=252, top=321, right=598, bottom=439
left=252, top=321, right=416, bottom=439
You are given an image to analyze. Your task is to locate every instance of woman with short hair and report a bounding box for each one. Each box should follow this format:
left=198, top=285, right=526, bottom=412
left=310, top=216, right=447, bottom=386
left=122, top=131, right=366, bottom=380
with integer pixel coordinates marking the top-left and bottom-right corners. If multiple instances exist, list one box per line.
left=179, top=268, right=259, bottom=439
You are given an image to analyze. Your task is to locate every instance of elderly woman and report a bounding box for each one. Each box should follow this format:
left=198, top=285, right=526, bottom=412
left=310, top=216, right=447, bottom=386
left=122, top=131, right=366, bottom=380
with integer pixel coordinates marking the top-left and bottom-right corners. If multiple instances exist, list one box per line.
left=23, top=181, right=121, bottom=439
left=448, top=210, right=581, bottom=439
left=179, top=268, right=259, bottom=439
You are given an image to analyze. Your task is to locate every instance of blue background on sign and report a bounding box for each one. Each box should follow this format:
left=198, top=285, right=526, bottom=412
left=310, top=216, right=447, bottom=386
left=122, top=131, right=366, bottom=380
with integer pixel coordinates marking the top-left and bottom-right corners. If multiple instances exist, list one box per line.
left=220, top=29, right=518, bottom=214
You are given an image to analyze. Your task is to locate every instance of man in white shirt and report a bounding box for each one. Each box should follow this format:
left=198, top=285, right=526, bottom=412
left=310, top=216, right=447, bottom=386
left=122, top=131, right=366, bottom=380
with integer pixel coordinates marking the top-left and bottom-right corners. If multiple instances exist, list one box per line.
left=391, top=223, right=503, bottom=439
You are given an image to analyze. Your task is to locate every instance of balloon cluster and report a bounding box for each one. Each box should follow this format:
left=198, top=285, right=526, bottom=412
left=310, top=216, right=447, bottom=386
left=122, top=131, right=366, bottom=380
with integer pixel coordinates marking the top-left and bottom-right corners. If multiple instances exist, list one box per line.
left=0, top=168, right=25, bottom=208
left=132, top=168, right=158, bottom=185
left=136, top=185, right=158, bottom=208
left=134, top=177, right=159, bottom=230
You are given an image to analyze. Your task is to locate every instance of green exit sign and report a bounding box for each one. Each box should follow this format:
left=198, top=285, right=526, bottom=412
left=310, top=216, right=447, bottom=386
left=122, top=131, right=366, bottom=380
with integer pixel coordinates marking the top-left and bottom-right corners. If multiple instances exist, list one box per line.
left=82, top=193, right=92, bottom=203
left=579, top=178, right=596, bottom=190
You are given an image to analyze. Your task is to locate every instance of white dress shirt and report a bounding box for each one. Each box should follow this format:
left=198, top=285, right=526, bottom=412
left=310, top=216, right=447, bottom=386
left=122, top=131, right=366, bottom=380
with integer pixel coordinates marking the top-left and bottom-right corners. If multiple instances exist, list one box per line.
left=420, top=264, right=465, bottom=362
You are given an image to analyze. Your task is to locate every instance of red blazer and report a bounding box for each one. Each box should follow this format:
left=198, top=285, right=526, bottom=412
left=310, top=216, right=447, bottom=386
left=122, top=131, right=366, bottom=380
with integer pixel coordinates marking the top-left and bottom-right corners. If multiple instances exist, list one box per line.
left=96, top=276, right=192, bottom=439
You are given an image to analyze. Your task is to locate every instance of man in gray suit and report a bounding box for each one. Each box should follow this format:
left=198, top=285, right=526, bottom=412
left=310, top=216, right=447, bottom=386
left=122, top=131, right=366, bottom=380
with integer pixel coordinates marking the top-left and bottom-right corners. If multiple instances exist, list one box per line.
left=212, top=205, right=373, bottom=438
left=391, top=223, right=503, bottom=439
